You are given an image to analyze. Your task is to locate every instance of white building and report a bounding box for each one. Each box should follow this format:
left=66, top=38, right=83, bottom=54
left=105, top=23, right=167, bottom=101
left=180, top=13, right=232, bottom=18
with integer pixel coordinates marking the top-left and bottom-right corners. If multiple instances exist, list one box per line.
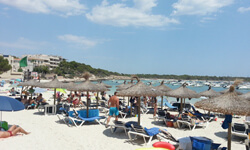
left=0, top=54, right=65, bottom=79
left=24, top=54, right=65, bottom=70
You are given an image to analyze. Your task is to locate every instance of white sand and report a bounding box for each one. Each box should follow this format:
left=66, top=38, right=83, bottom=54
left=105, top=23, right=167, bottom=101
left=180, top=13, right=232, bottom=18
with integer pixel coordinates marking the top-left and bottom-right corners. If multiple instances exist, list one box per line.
left=0, top=107, right=247, bottom=150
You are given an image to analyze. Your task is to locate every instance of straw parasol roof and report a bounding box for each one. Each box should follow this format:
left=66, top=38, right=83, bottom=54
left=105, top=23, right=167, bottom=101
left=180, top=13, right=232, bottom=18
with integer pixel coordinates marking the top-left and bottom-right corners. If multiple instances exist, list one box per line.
left=166, top=83, right=200, bottom=98
left=68, top=73, right=107, bottom=92
left=38, top=77, right=66, bottom=104
left=199, top=86, right=221, bottom=98
left=220, top=88, right=242, bottom=95
left=18, top=79, right=41, bottom=87
left=154, top=80, right=172, bottom=109
left=116, top=80, right=126, bottom=88
left=67, top=72, right=107, bottom=117
left=117, top=76, right=163, bottom=125
left=239, top=91, right=250, bottom=101
left=194, top=80, right=250, bottom=150
left=62, top=81, right=77, bottom=90
left=38, top=78, right=65, bottom=89
left=96, top=80, right=111, bottom=88
left=116, top=78, right=163, bottom=97
left=154, top=80, right=172, bottom=93
left=116, top=80, right=134, bottom=91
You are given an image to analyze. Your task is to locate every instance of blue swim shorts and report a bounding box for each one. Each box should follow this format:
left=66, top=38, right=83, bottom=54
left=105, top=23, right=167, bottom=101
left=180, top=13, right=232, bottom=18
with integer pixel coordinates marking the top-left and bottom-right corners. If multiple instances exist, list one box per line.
left=109, top=107, right=119, bottom=116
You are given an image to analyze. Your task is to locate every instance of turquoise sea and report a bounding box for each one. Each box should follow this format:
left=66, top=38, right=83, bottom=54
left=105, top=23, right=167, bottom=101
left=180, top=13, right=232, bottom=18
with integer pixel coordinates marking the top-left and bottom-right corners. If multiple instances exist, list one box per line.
left=95, top=80, right=250, bottom=105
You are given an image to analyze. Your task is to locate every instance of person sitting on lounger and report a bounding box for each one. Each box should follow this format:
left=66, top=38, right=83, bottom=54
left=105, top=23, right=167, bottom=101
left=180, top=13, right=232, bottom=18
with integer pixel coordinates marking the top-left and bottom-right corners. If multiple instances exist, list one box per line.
left=36, top=94, right=48, bottom=108
left=0, top=125, right=29, bottom=138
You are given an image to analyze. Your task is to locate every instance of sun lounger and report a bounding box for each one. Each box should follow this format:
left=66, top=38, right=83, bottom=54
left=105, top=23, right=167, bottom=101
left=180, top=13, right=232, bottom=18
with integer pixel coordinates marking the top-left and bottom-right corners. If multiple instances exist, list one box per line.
left=109, top=121, right=131, bottom=135
left=128, top=124, right=161, bottom=145
left=164, top=101, right=178, bottom=110
left=157, top=131, right=222, bottom=150
left=154, top=110, right=166, bottom=121
left=73, top=109, right=106, bottom=125
left=56, top=107, right=85, bottom=127
left=232, top=123, right=248, bottom=138
left=177, top=118, right=208, bottom=131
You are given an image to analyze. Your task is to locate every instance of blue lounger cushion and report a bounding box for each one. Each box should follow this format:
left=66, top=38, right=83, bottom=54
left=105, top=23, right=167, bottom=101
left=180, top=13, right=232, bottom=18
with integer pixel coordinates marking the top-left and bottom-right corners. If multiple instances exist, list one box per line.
left=78, top=114, right=105, bottom=122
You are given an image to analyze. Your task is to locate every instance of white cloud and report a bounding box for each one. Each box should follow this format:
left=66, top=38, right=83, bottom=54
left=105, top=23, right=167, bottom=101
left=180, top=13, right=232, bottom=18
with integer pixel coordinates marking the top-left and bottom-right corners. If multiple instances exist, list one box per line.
left=200, top=17, right=216, bottom=23
left=58, top=34, right=97, bottom=48
left=172, top=0, right=234, bottom=16
left=0, top=0, right=86, bottom=17
left=238, top=7, right=250, bottom=13
left=0, top=37, right=48, bottom=49
left=86, top=0, right=179, bottom=27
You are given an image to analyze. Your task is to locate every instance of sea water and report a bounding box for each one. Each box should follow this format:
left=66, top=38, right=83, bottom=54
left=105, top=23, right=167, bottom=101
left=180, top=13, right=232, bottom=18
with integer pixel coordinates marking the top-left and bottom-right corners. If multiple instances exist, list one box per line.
left=99, top=79, right=250, bottom=105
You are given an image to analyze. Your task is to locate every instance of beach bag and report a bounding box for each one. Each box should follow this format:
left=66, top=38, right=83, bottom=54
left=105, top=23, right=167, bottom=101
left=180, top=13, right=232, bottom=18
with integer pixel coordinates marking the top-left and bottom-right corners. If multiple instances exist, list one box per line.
left=0, top=121, right=9, bottom=131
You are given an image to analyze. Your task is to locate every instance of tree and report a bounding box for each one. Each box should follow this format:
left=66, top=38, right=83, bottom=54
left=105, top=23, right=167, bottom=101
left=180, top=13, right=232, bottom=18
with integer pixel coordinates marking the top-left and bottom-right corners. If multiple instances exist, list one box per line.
left=18, top=68, right=23, bottom=72
left=0, top=56, right=12, bottom=74
left=33, top=66, right=50, bottom=74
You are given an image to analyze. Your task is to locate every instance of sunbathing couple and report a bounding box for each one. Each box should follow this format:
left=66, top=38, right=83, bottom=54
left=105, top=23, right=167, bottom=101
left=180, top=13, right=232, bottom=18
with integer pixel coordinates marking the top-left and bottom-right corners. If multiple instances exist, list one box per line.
left=0, top=125, right=29, bottom=138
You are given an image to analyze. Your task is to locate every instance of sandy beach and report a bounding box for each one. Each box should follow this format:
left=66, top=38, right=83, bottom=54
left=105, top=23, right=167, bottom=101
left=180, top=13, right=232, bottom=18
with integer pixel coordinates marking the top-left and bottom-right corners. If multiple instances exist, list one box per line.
left=1, top=103, right=247, bottom=150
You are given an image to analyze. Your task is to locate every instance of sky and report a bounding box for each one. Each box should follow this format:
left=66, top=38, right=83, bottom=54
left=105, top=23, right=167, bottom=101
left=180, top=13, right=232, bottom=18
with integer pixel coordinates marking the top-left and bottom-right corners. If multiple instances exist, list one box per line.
left=0, top=0, right=250, bottom=77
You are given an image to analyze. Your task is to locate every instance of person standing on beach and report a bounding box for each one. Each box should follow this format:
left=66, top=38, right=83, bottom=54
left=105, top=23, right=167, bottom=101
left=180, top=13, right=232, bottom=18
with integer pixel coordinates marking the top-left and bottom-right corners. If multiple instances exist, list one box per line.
left=106, top=92, right=119, bottom=127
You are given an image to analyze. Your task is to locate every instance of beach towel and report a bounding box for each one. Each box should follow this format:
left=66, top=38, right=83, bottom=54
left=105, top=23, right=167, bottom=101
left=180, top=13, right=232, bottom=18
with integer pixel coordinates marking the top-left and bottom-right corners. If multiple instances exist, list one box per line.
left=144, top=127, right=160, bottom=136
left=222, top=115, right=232, bottom=129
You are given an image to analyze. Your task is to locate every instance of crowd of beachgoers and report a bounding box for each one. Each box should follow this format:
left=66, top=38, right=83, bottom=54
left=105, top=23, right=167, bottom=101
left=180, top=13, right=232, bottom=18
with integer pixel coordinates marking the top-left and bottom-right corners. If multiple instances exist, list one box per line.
left=0, top=77, right=249, bottom=150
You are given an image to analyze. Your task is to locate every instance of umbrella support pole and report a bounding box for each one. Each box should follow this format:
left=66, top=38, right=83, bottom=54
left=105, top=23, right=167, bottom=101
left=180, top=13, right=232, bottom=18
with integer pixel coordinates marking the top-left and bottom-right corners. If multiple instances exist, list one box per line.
left=87, top=91, right=89, bottom=118
left=54, top=88, right=56, bottom=105
left=130, top=97, right=132, bottom=117
left=228, top=123, right=232, bottom=150
left=180, top=98, right=183, bottom=113
left=96, top=92, right=99, bottom=109
left=161, top=96, right=163, bottom=110
left=138, top=97, right=141, bottom=125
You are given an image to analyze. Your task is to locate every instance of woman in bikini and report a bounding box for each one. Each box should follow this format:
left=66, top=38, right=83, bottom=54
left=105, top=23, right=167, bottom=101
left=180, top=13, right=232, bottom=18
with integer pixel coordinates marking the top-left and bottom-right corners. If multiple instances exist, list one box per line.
left=0, top=125, right=29, bottom=138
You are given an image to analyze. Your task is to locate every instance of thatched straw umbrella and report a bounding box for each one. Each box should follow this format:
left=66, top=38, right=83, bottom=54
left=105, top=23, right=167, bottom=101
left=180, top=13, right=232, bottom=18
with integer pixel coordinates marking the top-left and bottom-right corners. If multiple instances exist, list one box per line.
left=166, top=83, right=200, bottom=112
left=116, top=79, right=135, bottom=117
left=199, top=86, right=221, bottom=98
left=116, top=80, right=134, bottom=91
left=239, top=91, right=250, bottom=100
left=116, top=80, right=127, bottom=88
left=117, top=76, right=163, bottom=125
left=18, top=79, right=41, bottom=87
left=18, top=79, right=42, bottom=98
left=95, top=81, right=111, bottom=109
left=154, top=80, right=172, bottom=109
left=194, top=80, right=250, bottom=150
left=220, top=88, right=242, bottom=95
left=38, top=77, right=66, bottom=105
left=68, top=72, right=107, bottom=117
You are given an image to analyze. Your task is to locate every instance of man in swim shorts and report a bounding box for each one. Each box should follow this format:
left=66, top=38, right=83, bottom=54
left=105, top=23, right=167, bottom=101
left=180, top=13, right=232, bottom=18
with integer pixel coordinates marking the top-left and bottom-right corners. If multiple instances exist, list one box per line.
left=106, top=92, right=119, bottom=128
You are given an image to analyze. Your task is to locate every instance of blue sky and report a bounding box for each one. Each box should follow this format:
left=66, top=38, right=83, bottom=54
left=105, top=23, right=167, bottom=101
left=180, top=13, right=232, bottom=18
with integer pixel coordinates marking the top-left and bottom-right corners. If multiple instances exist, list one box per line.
left=0, top=0, right=250, bottom=77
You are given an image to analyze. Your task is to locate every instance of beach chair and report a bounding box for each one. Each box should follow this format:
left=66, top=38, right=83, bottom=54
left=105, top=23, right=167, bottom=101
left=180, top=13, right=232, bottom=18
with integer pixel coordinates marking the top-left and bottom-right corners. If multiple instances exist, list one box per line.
left=157, top=132, right=222, bottom=150
left=73, top=109, right=106, bottom=125
left=232, top=123, right=248, bottom=139
left=190, top=106, right=216, bottom=121
left=56, top=107, right=85, bottom=127
left=176, top=118, right=208, bottom=131
left=109, top=121, right=131, bottom=135
left=154, top=110, right=166, bottom=121
left=156, top=129, right=180, bottom=149
left=128, top=124, right=161, bottom=145
left=164, top=101, right=178, bottom=111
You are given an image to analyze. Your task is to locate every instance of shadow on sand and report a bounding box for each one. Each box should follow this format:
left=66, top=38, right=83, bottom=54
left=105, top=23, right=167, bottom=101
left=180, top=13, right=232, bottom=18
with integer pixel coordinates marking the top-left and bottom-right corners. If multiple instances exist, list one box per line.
left=214, top=131, right=247, bottom=143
